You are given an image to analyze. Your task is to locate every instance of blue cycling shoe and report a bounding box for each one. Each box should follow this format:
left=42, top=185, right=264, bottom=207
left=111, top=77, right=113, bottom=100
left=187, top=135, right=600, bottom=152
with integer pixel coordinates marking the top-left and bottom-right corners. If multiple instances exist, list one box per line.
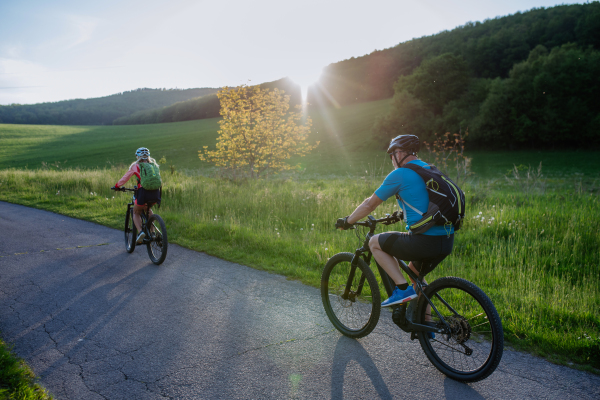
left=381, top=286, right=417, bottom=307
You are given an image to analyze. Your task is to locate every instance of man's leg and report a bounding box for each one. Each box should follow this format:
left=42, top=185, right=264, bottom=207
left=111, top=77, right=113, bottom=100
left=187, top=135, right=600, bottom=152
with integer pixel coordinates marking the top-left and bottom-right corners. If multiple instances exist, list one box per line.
left=369, top=233, right=407, bottom=285
left=407, top=261, right=433, bottom=322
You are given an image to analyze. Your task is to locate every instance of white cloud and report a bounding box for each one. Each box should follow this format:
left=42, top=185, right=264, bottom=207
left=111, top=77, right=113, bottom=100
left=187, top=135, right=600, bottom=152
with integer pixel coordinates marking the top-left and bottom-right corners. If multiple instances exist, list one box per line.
left=64, top=14, right=102, bottom=49
left=0, top=57, right=47, bottom=77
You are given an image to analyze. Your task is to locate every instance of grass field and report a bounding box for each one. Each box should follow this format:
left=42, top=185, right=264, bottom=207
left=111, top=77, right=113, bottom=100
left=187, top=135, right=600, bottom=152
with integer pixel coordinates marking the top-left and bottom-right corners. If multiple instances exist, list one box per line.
left=3, top=99, right=600, bottom=179
left=1, top=99, right=599, bottom=374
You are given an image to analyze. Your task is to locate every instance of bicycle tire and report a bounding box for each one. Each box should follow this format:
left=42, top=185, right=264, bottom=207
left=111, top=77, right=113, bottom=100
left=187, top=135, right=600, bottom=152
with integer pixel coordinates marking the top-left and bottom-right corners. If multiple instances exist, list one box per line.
left=124, top=206, right=136, bottom=253
left=321, top=252, right=381, bottom=338
left=146, top=214, right=168, bottom=265
left=416, top=276, right=503, bottom=382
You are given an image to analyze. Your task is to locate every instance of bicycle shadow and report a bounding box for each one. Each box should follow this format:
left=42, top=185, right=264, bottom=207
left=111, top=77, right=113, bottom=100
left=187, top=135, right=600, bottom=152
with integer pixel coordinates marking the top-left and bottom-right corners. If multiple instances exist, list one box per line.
left=443, top=376, right=485, bottom=399
left=330, top=335, right=393, bottom=400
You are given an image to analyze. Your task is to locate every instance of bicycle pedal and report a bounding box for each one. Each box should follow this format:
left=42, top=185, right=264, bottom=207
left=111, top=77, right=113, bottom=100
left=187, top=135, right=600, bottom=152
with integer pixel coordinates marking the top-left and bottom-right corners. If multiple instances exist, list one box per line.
left=392, top=304, right=411, bottom=332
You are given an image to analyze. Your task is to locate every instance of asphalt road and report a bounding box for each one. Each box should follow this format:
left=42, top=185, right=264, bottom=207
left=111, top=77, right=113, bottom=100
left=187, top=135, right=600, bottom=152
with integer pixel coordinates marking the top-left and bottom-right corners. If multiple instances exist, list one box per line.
left=1, top=201, right=599, bottom=400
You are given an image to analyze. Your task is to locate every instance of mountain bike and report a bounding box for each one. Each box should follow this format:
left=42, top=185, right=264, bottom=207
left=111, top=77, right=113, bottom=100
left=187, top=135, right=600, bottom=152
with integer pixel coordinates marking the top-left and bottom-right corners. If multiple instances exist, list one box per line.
left=112, top=187, right=168, bottom=265
left=321, top=211, right=503, bottom=382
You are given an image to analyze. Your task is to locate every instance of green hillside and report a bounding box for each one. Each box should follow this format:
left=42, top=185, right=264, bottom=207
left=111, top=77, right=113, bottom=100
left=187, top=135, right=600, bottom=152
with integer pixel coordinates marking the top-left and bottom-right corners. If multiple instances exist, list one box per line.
left=0, top=87, right=219, bottom=126
left=112, top=77, right=302, bottom=126
left=0, top=99, right=384, bottom=173
left=310, top=2, right=600, bottom=107
left=2, top=98, right=599, bottom=179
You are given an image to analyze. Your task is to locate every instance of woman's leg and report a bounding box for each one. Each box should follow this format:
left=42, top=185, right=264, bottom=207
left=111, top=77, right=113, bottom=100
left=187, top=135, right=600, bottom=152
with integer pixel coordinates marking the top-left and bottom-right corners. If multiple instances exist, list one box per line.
left=133, top=204, right=147, bottom=232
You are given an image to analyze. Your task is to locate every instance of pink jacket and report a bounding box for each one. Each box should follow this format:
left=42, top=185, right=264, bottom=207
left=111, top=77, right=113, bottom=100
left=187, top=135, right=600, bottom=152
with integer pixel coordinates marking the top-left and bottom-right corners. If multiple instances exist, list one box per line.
left=115, top=163, right=141, bottom=189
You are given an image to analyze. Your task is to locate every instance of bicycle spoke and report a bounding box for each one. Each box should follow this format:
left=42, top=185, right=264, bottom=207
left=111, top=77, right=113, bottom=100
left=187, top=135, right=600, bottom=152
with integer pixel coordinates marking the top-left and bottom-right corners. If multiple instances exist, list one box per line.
left=466, top=312, right=485, bottom=321
left=423, top=282, right=499, bottom=376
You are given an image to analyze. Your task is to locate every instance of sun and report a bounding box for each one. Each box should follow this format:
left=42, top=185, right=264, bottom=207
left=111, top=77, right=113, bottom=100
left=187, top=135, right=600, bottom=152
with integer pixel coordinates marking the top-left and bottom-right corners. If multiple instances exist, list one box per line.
left=290, top=68, right=323, bottom=103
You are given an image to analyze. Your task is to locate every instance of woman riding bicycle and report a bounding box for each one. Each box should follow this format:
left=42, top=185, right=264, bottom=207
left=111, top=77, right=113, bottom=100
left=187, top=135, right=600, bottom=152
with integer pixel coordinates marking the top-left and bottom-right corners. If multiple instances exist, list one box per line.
left=113, top=147, right=161, bottom=244
left=336, top=135, right=454, bottom=309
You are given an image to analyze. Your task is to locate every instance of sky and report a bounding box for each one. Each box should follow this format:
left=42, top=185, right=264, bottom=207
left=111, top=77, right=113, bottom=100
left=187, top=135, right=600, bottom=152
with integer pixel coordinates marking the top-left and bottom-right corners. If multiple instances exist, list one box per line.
left=0, top=0, right=586, bottom=105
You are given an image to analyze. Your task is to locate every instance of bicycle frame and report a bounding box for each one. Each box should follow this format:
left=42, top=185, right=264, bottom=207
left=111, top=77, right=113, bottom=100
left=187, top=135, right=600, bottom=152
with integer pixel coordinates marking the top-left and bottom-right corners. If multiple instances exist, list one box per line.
left=349, top=214, right=451, bottom=336
left=125, top=188, right=153, bottom=243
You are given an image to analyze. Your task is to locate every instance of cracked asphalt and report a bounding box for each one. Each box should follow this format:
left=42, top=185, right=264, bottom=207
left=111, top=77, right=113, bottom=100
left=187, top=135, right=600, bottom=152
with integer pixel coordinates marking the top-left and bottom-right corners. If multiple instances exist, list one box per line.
left=1, top=201, right=599, bottom=399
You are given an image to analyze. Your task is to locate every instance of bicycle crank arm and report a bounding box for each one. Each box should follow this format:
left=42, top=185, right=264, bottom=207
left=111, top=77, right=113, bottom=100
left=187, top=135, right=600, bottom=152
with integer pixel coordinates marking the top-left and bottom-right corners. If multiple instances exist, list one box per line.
left=403, top=321, right=446, bottom=334
left=393, top=308, right=447, bottom=335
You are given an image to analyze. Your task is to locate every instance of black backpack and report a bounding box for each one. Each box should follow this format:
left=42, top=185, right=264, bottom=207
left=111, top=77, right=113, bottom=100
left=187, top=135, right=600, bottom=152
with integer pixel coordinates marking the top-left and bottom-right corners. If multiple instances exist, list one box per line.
left=398, top=163, right=466, bottom=233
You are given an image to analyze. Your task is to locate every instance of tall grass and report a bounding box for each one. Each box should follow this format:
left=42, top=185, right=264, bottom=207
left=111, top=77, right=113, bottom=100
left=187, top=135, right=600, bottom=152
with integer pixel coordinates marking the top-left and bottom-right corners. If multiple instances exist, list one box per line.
left=1, top=167, right=598, bottom=369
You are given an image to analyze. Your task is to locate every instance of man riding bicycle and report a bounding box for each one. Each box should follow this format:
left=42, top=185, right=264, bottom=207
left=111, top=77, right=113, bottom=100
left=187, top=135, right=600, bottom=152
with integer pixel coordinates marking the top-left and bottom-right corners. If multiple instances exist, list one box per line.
left=336, top=134, right=454, bottom=308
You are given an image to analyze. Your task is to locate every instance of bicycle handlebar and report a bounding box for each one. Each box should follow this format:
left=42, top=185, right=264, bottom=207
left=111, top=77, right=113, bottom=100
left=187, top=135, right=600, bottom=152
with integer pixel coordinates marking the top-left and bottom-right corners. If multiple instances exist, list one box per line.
left=354, top=210, right=403, bottom=228
left=111, top=187, right=136, bottom=192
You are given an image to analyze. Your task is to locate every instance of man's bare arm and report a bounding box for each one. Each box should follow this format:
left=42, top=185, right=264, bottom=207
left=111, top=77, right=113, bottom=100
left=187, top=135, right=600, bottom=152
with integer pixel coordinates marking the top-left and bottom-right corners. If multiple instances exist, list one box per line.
left=347, top=194, right=383, bottom=224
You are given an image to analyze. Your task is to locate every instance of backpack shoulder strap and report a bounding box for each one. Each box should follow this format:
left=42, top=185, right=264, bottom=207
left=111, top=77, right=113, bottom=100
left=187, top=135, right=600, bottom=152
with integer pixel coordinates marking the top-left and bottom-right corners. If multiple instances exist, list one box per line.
left=402, top=162, right=432, bottom=172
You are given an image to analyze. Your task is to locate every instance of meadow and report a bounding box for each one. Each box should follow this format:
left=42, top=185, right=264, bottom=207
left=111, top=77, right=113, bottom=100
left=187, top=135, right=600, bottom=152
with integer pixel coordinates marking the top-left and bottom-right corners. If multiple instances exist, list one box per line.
left=3, top=99, right=600, bottom=179
left=1, top=99, right=599, bottom=371
left=1, top=164, right=599, bottom=370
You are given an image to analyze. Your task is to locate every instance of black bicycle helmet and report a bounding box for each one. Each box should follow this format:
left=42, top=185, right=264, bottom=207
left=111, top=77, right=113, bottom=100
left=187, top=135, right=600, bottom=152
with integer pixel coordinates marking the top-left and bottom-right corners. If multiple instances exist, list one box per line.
left=387, top=134, right=420, bottom=155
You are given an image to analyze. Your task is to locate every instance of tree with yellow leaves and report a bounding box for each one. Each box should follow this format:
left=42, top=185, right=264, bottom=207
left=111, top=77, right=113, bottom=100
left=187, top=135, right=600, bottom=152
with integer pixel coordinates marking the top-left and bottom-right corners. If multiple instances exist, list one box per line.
left=199, top=85, right=318, bottom=178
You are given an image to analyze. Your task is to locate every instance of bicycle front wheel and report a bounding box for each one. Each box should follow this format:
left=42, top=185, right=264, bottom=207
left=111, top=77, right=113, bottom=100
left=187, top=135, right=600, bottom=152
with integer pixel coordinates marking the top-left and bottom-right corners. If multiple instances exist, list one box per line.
left=124, top=206, right=136, bottom=253
left=321, top=252, right=381, bottom=338
left=146, top=214, right=168, bottom=265
left=416, top=276, right=503, bottom=382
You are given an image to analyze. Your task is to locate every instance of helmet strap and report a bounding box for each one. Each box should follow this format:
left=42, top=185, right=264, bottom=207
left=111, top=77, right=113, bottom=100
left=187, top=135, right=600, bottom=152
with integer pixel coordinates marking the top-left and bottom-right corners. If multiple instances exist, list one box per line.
left=398, top=152, right=413, bottom=166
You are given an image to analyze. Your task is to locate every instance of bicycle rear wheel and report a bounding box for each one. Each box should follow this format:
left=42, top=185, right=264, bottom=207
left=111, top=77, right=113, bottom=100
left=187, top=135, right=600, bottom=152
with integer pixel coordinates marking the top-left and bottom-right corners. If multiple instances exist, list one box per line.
left=124, top=206, right=136, bottom=253
left=321, top=252, right=381, bottom=338
left=416, top=276, right=503, bottom=382
left=146, top=214, right=168, bottom=265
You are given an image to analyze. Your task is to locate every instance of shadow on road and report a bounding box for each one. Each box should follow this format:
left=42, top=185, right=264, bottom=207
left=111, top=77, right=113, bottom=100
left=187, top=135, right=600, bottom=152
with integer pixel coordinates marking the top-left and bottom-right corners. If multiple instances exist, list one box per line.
left=331, top=335, right=392, bottom=400
left=10, top=252, right=162, bottom=378
left=443, top=376, right=485, bottom=399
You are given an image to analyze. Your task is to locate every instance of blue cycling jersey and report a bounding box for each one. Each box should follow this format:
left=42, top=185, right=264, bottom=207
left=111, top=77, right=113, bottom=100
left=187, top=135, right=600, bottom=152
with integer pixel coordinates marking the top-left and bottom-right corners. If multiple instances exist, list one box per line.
left=374, top=160, right=454, bottom=236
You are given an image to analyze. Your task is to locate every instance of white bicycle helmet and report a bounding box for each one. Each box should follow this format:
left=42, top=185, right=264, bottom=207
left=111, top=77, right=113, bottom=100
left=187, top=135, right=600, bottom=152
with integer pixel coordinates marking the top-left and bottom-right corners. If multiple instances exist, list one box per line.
left=135, top=147, right=150, bottom=160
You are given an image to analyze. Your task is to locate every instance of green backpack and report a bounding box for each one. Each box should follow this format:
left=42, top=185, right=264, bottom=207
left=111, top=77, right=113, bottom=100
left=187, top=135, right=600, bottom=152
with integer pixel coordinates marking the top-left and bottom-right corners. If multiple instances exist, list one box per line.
left=139, top=162, right=162, bottom=190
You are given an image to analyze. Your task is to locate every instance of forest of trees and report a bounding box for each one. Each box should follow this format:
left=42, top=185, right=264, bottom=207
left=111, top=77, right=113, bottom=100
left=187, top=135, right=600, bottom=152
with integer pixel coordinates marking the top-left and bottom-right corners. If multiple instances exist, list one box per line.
left=310, top=2, right=600, bottom=148
left=372, top=45, right=600, bottom=148
left=0, top=88, right=219, bottom=125
left=308, top=3, right=600, bottom=107
left=112, top=77, right=302, bottom=125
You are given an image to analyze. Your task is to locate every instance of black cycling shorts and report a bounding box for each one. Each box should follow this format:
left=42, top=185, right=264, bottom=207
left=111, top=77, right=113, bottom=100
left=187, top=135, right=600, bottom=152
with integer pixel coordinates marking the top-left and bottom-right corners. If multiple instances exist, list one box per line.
left=135, top=187, right=161, bottom=207
left=378, top=232, right=454, bottom=277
